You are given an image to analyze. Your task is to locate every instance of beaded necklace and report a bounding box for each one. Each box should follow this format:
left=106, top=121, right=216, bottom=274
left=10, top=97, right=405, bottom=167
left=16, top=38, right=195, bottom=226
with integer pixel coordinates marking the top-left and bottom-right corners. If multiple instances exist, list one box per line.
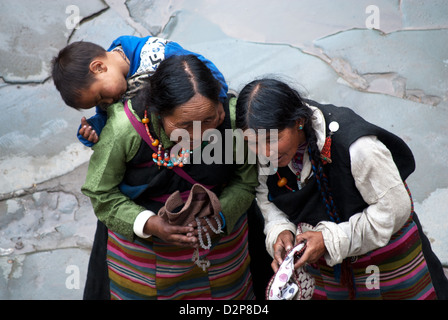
left=274, top=124, right=341, bottom=224
left=276, top=142, right=307, bottom=191
left=142, top=109, right=190, bottom=168
left=276, top=132, right=333, bottom=192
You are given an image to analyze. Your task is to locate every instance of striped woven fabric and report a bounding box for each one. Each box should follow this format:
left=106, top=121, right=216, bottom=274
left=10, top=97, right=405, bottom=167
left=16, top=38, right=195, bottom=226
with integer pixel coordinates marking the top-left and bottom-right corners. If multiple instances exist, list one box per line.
left=307, top=215, right=437, bottom=300
left=106, top=214, right=255, bottom=300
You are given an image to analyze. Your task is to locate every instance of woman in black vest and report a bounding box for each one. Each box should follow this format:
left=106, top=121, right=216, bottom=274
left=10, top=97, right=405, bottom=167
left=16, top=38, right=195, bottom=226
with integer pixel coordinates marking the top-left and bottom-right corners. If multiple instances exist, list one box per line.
left=235, top=78, right=448, bottom=300
left=81, top=55, right=259, bottom=299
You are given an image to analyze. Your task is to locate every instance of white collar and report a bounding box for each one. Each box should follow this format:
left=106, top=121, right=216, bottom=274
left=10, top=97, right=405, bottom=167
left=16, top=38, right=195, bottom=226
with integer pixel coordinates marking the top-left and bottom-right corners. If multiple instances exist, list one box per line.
left=307, top=103, right=327, bottom=151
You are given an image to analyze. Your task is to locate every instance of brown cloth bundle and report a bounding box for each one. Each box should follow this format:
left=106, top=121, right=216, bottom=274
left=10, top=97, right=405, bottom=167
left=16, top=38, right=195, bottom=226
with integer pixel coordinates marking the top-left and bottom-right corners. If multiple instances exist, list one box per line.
left=158, top=184, right=222, bottom=226
left=158, top=184, right=223, bottom=270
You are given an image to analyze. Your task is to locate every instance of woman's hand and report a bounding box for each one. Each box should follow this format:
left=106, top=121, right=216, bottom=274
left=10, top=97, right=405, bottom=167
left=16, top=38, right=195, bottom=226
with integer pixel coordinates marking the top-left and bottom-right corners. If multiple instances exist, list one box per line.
left=144, top=215, right=198, bottom=247
left=187, top=215, right=224, bottom=244
left=294, top=231, right=326, bottom=269
left=271, top=230, right=295, bottom=273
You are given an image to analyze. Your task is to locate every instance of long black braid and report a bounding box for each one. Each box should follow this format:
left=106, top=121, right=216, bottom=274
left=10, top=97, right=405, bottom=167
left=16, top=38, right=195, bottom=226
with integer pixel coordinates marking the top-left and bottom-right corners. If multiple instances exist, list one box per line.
left=291, top=89, right=340, bottom=223
left=297, top=88, right=352, bottom=296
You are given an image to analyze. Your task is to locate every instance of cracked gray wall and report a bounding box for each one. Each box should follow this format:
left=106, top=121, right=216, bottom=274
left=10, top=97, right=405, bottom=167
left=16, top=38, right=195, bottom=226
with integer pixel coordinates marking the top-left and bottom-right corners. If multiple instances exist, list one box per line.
left=0, top=0, right=447, bottom=299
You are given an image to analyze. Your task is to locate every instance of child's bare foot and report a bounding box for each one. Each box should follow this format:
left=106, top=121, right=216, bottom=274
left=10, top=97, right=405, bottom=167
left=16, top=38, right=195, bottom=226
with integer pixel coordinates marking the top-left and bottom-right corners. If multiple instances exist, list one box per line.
left=79, top=117, right=99, bottom=144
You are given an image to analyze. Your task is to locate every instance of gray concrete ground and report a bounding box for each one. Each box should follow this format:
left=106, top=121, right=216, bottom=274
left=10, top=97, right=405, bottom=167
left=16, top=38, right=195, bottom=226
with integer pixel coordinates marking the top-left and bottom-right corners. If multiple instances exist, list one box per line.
left=0, top=0, right=447, bottom=299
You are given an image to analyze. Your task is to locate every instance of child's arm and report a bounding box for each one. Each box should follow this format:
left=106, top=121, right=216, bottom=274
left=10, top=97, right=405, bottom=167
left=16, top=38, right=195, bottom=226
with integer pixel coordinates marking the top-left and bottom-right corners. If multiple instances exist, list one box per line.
left=77, top=107, right=107, bottom=147
left=79, top=117, right=99, bottom=144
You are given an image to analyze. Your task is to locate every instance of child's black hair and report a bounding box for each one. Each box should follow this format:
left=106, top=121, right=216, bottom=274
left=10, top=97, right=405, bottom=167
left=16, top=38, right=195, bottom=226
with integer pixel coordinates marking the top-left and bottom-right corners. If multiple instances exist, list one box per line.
left=51, top=41, right=106, bottom=109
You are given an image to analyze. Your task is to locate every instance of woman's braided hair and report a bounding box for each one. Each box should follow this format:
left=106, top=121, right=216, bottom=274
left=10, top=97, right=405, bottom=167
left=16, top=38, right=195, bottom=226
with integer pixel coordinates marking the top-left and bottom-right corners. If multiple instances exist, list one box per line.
left=236, top=78, right=340, bottom=222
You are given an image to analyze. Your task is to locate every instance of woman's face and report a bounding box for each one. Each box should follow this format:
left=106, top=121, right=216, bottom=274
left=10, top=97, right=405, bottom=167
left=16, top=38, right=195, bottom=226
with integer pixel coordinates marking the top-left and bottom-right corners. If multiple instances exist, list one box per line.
left=161, top=93, right=224, bottom=147
left=246, top=121, right=305, bottom=168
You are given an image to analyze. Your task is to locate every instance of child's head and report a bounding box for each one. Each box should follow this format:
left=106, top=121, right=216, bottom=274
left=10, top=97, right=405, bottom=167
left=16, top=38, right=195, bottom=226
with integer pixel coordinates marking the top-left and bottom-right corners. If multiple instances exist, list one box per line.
left=51, top=41, right=128, bottom=110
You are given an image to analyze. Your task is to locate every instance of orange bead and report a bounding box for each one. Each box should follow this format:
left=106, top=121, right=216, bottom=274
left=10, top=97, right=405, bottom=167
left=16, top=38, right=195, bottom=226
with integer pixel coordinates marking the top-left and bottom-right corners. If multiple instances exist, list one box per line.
left=142, top=117, right=149, bottom=124
left=152, top=139, right=159, bottom=147
left=277, top=177, right=288, bottom=187
left=178, top=162, right=184, bottom=168
left=152, top=153, right=157, bottom=159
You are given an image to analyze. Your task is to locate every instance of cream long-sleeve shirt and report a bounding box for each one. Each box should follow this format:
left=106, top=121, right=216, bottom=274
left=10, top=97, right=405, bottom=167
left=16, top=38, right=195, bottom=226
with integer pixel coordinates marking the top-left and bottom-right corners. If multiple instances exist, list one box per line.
left=257, top=106, right=411, bottom=266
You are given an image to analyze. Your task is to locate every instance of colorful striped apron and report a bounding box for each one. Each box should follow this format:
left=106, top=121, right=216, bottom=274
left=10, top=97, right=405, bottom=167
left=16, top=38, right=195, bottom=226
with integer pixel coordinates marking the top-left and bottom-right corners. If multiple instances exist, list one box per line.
left=106, top=214, right=254, bottom=300
left=307, top=214, right=437, bottom=300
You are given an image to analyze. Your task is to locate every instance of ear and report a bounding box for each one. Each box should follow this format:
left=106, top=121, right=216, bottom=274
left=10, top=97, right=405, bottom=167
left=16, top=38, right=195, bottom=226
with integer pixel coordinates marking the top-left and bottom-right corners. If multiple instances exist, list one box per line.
left=89, top=60, right=107, bottom=74
left=296, top=119, right=305, bottom=128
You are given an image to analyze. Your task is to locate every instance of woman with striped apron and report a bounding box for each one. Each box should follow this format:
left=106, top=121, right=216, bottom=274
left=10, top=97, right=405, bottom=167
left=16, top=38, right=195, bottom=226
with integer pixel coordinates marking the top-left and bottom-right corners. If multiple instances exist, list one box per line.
left=82, top=55, right=258, bottom=300
left=235, top=78, right=448, bottom=300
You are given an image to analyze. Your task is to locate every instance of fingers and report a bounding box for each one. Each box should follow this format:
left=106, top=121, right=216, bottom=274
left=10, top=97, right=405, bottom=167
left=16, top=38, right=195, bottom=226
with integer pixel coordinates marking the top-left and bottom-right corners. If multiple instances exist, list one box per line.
left=272, top=230, right=294, bottom=269
left=170, top=224, right=195, bottom=235
left=165, top=225, right=198, bottom=247
left=165, top=224, right=195, bottom=238
left=80, top=117, right=89, bottom=127
left=293, top=235, right=306, bottom=269
left=86, top=128, right=99, bottom=143
left=145, top=215, right=225, bottom=249
left=294, top=249, right=311, bottom=269
left=273, top=245, right=286, bottom=268
left=187, top=217, right=222, bottom=240
left=145, top=216, right=197, bottom=247
left=271, top=259, right=280, bottom=273
left=294, top=231, right=326, bottom=269
left=79, top=121, right=99, bottom=143
left=169, top=233, right=198, bottom=247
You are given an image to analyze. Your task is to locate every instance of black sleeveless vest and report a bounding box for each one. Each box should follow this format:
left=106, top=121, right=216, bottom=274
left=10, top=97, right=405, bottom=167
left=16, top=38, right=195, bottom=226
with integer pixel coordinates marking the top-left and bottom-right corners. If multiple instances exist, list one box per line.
left=120, top=95, right=237, bottom=213
left=266, top=100, right=415, bottom=226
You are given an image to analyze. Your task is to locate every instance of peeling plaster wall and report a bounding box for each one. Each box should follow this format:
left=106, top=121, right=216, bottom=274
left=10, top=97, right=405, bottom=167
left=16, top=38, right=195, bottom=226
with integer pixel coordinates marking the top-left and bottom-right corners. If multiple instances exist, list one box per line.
left=0, top=0, right=447, bottom=299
